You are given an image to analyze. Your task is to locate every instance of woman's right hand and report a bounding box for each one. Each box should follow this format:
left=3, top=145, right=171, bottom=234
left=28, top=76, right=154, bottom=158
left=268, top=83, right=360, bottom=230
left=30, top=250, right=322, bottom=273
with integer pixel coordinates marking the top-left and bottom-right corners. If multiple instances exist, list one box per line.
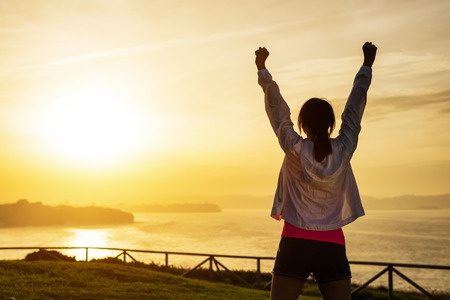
left=363, top=42, right=377, bottom=67
left=255, top=47, right=270, bottom=70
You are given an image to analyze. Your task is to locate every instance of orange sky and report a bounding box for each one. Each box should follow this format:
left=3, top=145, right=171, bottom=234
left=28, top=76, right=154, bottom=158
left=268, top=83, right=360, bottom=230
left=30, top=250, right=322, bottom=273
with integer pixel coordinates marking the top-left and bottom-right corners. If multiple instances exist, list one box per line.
left=0, top=1, right=449, bottom=206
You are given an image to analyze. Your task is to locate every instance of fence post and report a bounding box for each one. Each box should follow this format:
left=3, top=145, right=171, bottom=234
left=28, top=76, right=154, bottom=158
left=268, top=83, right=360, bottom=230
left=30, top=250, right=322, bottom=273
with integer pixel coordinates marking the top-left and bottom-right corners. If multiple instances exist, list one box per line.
left=165, top=253, right=169, bottom=267
left=209, top=256, right=214, bottom=281
left=85, top=248, right=88, bottom=262
left=388, top=265, right=393, bottom=300
left=256, top=258, right=261, bottom=286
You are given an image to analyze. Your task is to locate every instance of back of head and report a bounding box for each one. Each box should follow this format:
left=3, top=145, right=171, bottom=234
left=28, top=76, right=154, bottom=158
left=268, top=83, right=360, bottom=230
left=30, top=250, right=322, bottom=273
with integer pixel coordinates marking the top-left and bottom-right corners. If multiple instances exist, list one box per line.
left=298, top=98, right=335, bottom=162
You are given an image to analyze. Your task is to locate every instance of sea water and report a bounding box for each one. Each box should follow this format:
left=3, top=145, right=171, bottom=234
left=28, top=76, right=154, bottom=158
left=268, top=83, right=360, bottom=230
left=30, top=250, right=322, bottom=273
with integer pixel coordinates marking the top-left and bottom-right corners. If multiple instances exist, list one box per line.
left=0, top=209, right=448, bottom=292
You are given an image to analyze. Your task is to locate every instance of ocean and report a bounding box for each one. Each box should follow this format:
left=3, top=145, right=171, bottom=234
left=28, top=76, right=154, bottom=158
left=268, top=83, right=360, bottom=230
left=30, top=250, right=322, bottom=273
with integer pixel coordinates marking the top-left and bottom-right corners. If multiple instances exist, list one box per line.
left=1, top=209, right=449, bottom=293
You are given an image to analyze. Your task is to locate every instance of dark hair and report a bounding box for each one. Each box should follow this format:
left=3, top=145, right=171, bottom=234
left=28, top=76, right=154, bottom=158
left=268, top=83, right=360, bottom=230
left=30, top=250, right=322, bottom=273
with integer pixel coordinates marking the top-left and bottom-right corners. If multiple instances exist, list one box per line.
left=298, top=98, right=335, bottom=162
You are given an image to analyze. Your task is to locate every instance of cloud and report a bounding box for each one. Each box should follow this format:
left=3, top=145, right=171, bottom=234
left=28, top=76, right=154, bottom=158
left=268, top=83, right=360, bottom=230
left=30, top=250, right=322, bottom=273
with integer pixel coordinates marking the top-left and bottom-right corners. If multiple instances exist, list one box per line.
left=366, top=89, right=450, bottom=120
left=0, top=21, right=281, bottom=77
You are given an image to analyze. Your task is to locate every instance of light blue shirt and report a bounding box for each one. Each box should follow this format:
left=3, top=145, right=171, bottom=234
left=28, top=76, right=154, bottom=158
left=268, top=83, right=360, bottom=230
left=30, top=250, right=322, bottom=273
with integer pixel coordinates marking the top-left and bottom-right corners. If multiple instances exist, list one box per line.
left=258, top=66, right=372, bottom=230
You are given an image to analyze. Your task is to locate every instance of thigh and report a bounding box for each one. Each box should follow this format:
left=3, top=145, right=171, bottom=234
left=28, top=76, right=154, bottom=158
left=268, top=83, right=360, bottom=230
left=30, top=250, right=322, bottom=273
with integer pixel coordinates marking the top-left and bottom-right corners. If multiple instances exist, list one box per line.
left=273, top=237, right=312, bottom=281
left=270, top=274, right=305, bottom=300
left=312, top=241, right=351, bottom=283
left=318, top=278, right=351, bottom=300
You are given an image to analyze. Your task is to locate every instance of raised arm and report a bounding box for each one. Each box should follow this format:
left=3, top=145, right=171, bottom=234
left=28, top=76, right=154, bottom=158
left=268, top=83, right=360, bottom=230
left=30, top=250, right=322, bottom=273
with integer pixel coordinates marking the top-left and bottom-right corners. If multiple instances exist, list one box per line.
left=256, top=47, right=301, bottom=152
left=338, top=42, right=377, bottom=154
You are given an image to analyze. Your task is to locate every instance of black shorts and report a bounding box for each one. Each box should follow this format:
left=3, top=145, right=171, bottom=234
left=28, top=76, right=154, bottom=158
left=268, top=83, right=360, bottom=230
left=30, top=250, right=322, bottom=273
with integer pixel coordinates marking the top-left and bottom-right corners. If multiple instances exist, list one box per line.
left=273, top=237, right=351, bottom=283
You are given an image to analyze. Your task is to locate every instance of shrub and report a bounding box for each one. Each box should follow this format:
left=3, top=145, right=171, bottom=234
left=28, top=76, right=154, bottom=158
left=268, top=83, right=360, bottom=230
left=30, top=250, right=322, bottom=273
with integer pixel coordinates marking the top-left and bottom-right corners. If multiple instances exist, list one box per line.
left=24, top=249, right=76, bottom=262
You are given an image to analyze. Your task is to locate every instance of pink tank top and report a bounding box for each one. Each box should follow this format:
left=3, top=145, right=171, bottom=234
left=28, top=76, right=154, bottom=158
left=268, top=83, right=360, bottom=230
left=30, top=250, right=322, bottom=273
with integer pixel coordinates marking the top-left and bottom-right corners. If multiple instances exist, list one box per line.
left=281, top=221, right=345, bottom=245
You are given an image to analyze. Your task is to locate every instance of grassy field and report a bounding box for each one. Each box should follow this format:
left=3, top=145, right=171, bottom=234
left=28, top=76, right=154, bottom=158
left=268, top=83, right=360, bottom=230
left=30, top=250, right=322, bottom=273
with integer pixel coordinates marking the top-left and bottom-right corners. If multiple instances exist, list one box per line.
left=0, top=260, right=447, bottom=300
left=0, top=260, right=297, bottom=300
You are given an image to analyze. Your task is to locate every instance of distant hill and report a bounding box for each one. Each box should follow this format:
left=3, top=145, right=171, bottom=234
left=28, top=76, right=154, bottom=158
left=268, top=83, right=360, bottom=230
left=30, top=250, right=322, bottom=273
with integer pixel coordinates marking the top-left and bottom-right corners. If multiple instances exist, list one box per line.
left=133, top=203, right=221, bottom=213
left=212, top=195, right=272, bottom=209
left=362, top=194, right=450, bottom=210
left=0, top=199, right=134, bottom=227
left=211, top=194, right=450, bottom=210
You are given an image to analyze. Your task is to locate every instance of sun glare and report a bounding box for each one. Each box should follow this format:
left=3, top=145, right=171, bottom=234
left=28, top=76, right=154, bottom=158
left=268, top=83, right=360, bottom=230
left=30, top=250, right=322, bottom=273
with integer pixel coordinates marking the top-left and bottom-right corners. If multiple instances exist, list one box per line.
left=66, top=228, right=110, bottom=261
left=37, top=75, right=150, bottom=167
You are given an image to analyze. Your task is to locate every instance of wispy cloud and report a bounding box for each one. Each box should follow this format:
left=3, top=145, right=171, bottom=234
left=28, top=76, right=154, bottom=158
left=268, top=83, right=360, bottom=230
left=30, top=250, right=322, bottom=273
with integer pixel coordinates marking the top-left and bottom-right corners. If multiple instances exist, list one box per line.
left=0, top=21, right=288, bottom=77
left=364, top=89, right=450, bottom=121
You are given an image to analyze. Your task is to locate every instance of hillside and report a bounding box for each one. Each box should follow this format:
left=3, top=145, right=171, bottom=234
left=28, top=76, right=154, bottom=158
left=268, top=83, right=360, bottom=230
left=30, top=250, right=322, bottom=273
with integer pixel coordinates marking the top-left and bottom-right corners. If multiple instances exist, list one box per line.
left=0, top=199, right=134, bottom=227
left=212, top=194, right=450, bottom=210
left=362, top=194, right=450, bottom=210
left=0, top=260, right=272, bottom=300
left=133, top=203, right=221, bottom=213
left=0, top=260, right=444, bottom=299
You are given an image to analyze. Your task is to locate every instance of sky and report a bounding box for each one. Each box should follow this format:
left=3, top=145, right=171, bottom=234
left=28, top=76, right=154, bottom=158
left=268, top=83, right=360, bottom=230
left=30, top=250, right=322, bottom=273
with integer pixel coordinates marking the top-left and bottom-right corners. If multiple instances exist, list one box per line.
left=0, top=0, right=449, bottom=207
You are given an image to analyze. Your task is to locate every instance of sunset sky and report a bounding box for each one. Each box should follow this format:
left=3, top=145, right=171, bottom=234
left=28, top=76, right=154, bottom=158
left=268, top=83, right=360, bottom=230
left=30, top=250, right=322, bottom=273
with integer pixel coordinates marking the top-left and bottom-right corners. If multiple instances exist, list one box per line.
left=0, top=0, right=449, bottom=207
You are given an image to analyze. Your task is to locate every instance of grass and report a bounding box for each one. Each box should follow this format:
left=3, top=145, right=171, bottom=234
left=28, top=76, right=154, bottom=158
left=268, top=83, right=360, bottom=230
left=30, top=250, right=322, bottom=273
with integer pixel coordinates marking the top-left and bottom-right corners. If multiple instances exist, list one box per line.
left=0, top=260, right=273, bottom=300
left=0, top=260, right=448, bottom=300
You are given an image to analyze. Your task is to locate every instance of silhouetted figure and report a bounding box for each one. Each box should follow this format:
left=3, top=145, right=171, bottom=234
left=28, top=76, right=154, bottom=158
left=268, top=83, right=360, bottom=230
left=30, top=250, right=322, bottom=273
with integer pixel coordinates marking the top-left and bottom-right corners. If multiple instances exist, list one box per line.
left=255, top=42, right=377, bottom=300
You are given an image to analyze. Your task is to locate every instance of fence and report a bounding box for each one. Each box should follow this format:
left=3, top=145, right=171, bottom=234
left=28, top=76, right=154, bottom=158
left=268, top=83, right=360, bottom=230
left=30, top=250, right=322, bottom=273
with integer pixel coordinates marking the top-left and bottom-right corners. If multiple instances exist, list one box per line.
left=0, top=246, right=448, bottom=299
left=349, top=261, right=450, bottom=299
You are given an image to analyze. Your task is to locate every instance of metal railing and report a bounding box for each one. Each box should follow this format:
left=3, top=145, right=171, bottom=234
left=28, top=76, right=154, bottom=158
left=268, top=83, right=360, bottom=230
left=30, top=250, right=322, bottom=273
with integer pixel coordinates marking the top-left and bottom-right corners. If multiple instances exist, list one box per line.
left=0, top=246, right=448, bottom=299
left=348, top=261, right=450, bottom=300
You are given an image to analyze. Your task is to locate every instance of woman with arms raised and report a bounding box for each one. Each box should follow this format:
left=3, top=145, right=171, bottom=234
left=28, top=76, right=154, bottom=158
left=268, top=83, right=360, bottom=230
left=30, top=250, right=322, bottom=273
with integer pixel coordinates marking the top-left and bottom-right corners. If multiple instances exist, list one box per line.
left=255, top=42, right=377, bottom=300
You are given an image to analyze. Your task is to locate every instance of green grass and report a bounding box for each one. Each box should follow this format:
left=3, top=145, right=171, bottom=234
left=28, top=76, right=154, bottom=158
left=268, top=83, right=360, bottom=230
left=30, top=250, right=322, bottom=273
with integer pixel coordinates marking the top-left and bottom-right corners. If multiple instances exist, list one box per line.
left=0, top=260, right=447, bottom=300
left=0, top=260, right=275, bottom=300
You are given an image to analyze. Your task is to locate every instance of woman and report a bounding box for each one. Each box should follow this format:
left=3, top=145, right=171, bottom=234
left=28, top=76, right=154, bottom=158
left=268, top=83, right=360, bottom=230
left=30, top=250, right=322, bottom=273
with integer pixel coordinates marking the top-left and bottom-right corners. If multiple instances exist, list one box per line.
left=255, top=42, right=377, bottom=300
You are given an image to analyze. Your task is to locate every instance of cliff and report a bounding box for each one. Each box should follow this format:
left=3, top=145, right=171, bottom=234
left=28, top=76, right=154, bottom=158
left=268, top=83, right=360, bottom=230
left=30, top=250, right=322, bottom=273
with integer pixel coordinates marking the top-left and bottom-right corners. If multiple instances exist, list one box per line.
left=0, top=199, right=134, bottom=227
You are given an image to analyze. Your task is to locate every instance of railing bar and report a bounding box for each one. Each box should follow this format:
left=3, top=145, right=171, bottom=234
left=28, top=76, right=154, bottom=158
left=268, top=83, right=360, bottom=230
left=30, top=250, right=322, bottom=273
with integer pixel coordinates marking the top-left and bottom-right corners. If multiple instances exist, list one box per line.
left=351, top=267, right=389, bottom=296
left=182, top=257, right=211, bottom=277
left=392, top=268, right=437, bottom=300
left=213, top=258, right=221, bottom=273
left=213, top=258, right=253, bottom=288
left=349, top=260, right=450, bottom=270
left=126, top=252, right=138, bottom=263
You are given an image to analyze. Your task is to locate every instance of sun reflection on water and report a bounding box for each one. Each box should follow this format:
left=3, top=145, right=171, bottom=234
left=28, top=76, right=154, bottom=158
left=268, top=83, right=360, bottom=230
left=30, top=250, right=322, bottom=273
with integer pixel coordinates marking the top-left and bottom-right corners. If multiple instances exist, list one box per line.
left=65, top=228, right=114, bottom=261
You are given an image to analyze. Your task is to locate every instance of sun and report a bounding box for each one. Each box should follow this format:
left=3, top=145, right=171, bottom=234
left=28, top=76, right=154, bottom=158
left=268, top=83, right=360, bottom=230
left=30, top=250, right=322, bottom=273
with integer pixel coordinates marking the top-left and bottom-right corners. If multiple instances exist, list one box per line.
left=37, top=75, right=150, bottom=167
